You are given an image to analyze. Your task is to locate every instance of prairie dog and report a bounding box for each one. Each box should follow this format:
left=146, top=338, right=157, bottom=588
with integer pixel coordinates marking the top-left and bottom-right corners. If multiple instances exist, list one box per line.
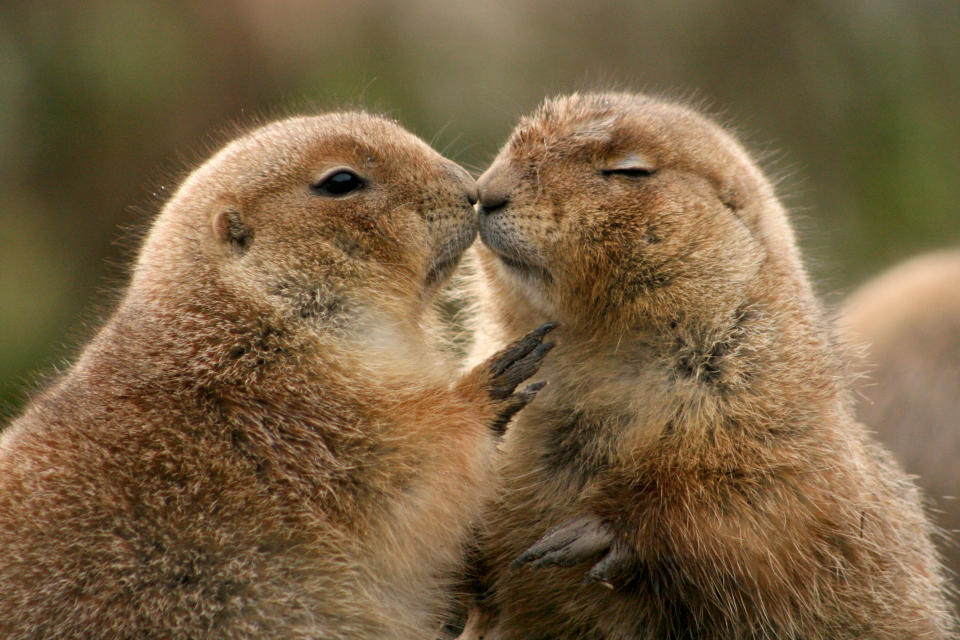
left=0, top=112, right=553, bottom=639
left=840, top=249, right=960, bottom=609
left=460, top=93, right=953, bottom=639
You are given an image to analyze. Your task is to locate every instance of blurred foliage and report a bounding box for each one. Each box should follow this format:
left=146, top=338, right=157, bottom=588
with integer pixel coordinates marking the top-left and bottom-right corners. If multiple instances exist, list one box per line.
left=2, top=0, right=959, bottom=419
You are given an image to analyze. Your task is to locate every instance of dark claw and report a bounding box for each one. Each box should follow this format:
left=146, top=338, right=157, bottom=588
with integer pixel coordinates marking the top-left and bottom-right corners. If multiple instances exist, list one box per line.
left=488, top=322, right=558, bottom=379
left=483, top=322, right=557, bottom=435
left=581, top=541, right=635, bottom=589
left=491, top=381, right=547, bottom=435
left=513, top=515, right=638, bottom=590
left=511, top=515, right=613, bottom=569
left=489, top=341, right=555, bottom=400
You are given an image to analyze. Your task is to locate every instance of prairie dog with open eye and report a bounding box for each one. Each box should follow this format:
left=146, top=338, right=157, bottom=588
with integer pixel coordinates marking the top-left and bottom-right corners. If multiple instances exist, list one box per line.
left=0, top=112, right=553, bottom=639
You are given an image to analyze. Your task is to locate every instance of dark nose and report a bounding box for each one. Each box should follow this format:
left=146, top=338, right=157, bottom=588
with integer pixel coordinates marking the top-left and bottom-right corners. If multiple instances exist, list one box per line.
left=477, top=188, right=508, bottom=215
left=476, top=161, right=513, bottom=215
left=445, top=161, right=479, bottom=206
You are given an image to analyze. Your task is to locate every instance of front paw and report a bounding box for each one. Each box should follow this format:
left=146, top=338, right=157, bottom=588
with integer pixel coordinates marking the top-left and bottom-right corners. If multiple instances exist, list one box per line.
left=512, top=514, right=636, bottom=590
left=481, top=322, right=557, bottom=434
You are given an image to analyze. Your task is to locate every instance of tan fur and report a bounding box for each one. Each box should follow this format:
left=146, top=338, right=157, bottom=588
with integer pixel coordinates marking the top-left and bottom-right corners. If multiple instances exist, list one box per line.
left=840, top=249, right=960, bottom=609
left=459, top=93, right=954, bottom=639
left=0, top=112, right=539, bottom=639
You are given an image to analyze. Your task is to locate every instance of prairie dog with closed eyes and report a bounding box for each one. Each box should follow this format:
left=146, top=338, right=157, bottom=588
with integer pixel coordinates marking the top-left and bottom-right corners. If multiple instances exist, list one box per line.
left=458, top=93, right=953, bottom=639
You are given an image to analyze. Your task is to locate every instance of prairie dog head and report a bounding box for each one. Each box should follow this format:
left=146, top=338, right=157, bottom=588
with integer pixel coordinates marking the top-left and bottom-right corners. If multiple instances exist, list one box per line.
left=133, top=112, right=478, bottom=333
left=476, top=93, right=797, bottom=334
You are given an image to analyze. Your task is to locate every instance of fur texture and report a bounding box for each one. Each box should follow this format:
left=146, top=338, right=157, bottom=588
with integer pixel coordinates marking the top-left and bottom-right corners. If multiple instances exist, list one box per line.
left=840, top=249, right=960, bottom=612
left=0, top=112, right=549, bottom=639
left=458, top=93, right=954, bottom=639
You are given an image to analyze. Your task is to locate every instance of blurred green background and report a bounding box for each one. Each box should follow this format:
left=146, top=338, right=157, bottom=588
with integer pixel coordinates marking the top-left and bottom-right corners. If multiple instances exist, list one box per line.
left=2, top=0, right=959, bottom=419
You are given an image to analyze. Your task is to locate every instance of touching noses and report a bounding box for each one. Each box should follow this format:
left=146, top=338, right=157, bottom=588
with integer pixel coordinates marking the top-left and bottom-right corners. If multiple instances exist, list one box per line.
left=477, top=161, right=513, bottom=215
left=444, top=161, right=479, bottom=206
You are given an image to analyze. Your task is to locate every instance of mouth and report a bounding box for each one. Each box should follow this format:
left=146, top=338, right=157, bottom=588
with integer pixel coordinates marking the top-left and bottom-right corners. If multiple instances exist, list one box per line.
left=489, top=247, right=553, bottom=284
left=425, top=219, right=477, bottom=288
left=477, top=212, right=552, bottom=284
left=425, top=253, right=463, bottom=287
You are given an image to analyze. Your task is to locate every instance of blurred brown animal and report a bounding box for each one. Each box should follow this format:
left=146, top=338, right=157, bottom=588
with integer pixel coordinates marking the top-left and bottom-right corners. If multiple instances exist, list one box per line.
left=458, top=93, right=954, bottom=639
left=0, top=112, right=554, bottom=639
left=840, top=249, right=960, bottom=609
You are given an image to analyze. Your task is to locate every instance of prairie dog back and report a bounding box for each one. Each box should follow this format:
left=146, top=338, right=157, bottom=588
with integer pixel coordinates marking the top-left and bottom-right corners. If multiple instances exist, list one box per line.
left=841, top=248, right=960, bottom=610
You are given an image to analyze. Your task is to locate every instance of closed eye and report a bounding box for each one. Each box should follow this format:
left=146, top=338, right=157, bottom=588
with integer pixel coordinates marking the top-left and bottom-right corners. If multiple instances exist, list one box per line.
left=601, top=167, right=656, bottom=178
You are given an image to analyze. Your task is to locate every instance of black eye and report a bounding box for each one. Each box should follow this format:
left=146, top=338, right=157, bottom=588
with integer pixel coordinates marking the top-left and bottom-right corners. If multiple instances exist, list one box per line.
left=311, top=170, right=365, bottom=197
left=601, top=168, right=656, bottom=178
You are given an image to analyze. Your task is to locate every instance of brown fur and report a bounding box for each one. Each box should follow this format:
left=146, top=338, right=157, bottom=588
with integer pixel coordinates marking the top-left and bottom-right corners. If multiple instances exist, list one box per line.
left=0, top=112, right=549, bottom=639
left=840, top=249, right=960, bottom=609
left=459, top=93, right=954, bottom=639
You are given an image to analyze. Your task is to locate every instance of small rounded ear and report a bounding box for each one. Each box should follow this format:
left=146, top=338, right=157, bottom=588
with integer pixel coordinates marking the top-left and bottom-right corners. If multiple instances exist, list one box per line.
left=719, top=176, right=749, bottom=212
left=571, top=115, right=619, bottom=143
left=211, top=208, right=253, bottom=253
